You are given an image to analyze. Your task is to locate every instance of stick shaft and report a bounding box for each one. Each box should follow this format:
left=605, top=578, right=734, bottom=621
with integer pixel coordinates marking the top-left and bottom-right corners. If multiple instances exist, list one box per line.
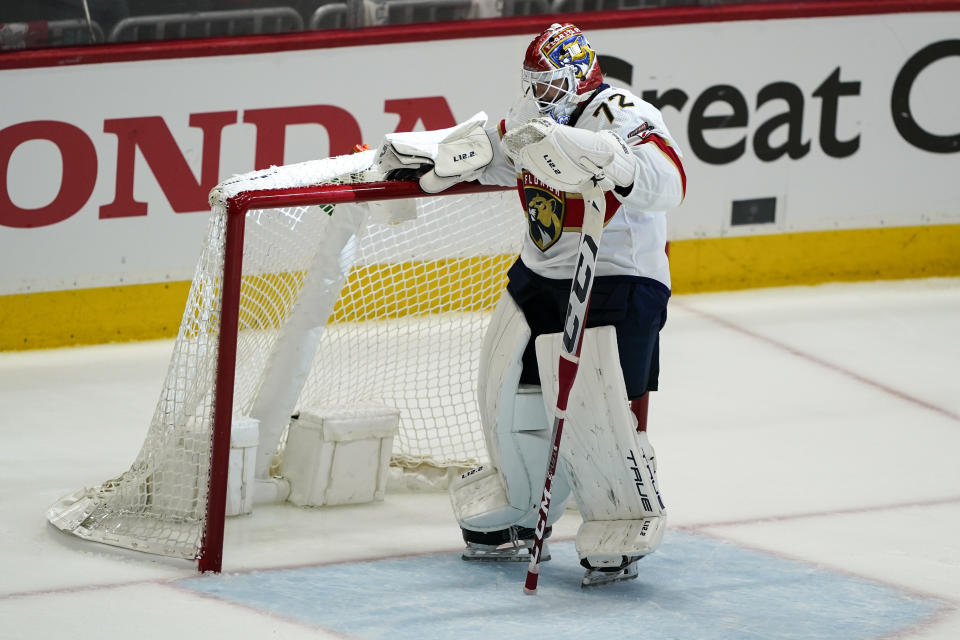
left=524, top=184, right=606, bottom=594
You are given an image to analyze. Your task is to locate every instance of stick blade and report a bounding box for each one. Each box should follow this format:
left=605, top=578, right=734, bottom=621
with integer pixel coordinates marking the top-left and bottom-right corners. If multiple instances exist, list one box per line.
left=524, top=563, right=540, bottom=594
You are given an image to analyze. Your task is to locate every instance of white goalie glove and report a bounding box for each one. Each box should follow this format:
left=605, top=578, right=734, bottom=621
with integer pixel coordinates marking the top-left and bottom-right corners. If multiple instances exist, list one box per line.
left=502, top=117, right=638, bottom=194
left=376, top=112, right=494, bottom=194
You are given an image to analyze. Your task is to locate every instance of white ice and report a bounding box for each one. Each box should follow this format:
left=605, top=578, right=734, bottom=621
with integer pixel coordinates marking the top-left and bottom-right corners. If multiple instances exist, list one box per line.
left=1, top=278, right=958, bottom=639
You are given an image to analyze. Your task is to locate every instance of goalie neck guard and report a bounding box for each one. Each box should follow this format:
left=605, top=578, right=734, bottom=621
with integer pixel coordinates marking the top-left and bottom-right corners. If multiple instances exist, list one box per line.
left=521, top=23, right=603, bottom=124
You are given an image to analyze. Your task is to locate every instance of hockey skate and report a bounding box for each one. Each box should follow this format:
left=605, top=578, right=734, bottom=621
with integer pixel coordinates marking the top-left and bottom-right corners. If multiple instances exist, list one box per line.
left=579, top=555, right=642, bottom=588
left=461, top=526, right=552, bottom=562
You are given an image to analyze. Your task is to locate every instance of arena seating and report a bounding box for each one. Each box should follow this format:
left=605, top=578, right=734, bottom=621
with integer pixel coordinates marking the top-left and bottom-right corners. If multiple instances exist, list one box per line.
left=0, top=0, right=690, bottom=49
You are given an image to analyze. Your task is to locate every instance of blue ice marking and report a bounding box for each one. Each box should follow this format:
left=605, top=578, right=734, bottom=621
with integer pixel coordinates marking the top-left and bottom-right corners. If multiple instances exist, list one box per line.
left=179, top=531, right=943, bottom=639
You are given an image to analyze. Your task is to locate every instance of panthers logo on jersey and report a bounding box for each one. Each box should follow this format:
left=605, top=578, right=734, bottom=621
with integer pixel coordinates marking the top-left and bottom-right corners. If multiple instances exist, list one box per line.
left=541, top=29, right=596, bottom=82
left=524, top=183, right=565, bottom=251
left=518, top=169, right=618, bottom=251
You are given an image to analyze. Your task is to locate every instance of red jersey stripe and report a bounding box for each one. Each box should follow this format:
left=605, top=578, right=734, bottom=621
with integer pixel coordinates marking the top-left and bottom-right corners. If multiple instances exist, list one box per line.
left=639, top=133, right=687, bottom=201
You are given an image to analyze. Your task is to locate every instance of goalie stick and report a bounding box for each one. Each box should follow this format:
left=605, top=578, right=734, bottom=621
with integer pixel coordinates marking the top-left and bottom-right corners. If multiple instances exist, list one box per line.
left=524, top=180, right=606, bottom=595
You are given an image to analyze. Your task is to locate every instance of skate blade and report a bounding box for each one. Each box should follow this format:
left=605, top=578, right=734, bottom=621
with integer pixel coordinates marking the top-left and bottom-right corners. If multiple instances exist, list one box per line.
left=462, top=550, right=551, bottom=563
left=580, top=565, right=639, bottom=588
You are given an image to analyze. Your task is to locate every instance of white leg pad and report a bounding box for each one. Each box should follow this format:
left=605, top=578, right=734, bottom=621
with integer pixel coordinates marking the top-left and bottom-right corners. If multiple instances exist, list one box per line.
left=536, top=326, right=667, bottom=555
left=449, top=464, right=526, bottom=531
left=576, top=517, right=667, bottom=558
left=450, top=291, right=571, bottom=532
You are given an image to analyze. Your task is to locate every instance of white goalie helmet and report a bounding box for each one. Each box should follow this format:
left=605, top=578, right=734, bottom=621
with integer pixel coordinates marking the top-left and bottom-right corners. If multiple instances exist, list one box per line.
left=521, top=23, right=604, bottom=124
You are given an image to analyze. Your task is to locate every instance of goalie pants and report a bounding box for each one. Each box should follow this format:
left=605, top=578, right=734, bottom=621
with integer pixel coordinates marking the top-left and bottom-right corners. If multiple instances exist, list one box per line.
left=506, top=258, right=670, bottom=400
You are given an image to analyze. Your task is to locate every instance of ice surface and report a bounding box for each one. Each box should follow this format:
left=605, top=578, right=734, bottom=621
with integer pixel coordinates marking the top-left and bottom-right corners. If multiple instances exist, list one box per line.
left=2, top=278, right=958, bottom=639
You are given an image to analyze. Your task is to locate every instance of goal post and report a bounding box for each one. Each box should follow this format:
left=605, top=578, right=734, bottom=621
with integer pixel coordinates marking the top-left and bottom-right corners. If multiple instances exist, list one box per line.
left=46, top=150, right=519, bottom=572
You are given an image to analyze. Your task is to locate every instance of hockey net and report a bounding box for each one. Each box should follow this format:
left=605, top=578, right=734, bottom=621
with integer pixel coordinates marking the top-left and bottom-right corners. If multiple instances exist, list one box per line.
left=46, top=150, right=520, bottom=571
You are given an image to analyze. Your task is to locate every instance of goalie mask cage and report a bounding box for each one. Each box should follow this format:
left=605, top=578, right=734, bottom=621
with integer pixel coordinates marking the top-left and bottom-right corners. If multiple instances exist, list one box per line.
left=46, top=150, right=519, bottom=572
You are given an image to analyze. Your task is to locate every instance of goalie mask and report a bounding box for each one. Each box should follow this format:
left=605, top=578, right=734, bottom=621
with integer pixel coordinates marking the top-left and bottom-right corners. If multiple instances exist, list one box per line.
left=521, top=23, right=603, bottom=124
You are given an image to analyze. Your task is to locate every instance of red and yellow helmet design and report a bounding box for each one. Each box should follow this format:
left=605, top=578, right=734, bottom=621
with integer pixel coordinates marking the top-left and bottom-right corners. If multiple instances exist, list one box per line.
left=521, top=23, right=603, bottom=122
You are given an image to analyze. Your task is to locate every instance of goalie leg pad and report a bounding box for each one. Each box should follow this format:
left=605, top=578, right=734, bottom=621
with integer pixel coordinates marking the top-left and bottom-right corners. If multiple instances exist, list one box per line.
left=450, top=291, right=571, bottom=532
left=576, top=516, right=667, bottom=559
left=535, top=326, right=666, bottom=556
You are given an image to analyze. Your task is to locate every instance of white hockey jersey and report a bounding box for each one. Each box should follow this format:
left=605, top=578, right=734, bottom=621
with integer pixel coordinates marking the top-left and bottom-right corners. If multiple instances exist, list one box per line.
left=479, top=85, right=686, bottom=289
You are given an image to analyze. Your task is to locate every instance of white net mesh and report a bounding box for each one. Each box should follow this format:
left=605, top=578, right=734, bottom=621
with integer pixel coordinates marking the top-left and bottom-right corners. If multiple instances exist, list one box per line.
left=47, top=152, right=522, bottom=562
left=301, top=194, right=521, bottom=467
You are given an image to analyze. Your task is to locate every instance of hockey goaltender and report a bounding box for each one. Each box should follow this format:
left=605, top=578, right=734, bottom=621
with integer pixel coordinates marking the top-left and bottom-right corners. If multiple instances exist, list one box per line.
left=377, top=22, right=686, bottom=589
